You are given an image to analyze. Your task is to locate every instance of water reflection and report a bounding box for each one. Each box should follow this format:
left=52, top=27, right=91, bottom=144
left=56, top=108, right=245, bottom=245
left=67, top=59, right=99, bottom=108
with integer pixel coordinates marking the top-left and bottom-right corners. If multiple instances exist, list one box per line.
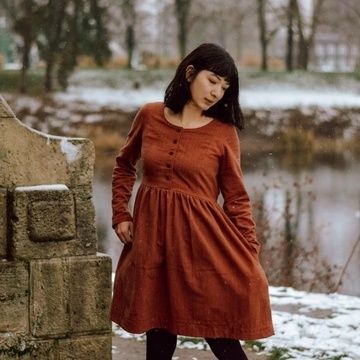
left=94, top=152, right=360, bottom=296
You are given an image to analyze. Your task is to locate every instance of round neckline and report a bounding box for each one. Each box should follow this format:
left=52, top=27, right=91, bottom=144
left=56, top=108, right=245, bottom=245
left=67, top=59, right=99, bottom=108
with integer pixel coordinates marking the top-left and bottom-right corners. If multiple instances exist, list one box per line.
left=161, top=103, right=215, bottom=131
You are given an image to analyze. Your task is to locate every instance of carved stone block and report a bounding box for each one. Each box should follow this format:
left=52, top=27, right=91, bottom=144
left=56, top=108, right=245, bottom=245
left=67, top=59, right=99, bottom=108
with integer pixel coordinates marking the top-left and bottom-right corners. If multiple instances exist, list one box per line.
left=30, top=258, right=69, bottom=337
left=30, top=254, right=111, bottom=338
left=11, top=184, right=96, bottom=259
left=0, top=261, right=29, bottom=333
left=58, top=335, right=111, bottom=360
left=68, top=254, right=112, bottom=333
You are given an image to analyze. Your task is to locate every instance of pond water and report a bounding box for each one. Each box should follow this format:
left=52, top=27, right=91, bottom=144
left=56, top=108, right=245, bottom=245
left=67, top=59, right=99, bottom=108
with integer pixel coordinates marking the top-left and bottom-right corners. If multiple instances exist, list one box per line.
left=94, top=151, right=360, bottom=297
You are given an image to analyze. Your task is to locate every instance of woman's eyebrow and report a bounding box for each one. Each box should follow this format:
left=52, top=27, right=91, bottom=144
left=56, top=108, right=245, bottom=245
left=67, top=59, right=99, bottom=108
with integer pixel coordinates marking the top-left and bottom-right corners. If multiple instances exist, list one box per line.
left=212, top=73, right=230, bottom=86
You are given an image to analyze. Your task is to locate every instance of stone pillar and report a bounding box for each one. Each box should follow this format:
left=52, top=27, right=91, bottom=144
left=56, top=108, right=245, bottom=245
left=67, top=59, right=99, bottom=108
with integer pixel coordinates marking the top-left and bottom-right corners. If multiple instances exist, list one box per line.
left=0, top=95, right=112, bottom=359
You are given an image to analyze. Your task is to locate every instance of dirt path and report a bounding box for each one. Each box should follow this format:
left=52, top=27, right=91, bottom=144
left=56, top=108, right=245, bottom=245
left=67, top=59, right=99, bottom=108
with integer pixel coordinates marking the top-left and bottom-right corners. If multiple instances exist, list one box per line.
left=112, top=336, right=267, bottom=359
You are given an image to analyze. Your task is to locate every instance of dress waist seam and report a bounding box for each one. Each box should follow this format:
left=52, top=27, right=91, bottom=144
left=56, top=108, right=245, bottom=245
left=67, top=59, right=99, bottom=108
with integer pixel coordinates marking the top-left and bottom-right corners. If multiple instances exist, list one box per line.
left=140, top=182, right=217, bottom=205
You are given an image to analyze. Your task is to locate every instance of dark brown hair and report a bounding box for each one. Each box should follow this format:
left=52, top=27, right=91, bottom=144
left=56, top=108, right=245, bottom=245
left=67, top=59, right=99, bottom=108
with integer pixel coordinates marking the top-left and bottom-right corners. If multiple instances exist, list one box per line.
left=164, top=43, right=244, bottom=130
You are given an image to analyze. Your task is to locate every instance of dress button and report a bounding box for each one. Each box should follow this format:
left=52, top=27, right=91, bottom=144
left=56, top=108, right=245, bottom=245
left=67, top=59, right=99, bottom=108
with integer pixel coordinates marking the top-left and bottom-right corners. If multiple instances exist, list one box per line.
left=173, top=140, right=177, bottom=144
left=166, top=175, right=171, bottom=180
left=169, top=151, right=174, bottom=155
left=177, top=129, right=181, bottom=132
left=166, top=164, right=171, bottom=168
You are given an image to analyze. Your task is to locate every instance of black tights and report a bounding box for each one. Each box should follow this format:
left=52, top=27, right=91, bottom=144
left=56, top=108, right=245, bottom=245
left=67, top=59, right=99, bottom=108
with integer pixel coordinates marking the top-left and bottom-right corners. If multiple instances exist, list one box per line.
left=146, top=328, right=248, bottom=360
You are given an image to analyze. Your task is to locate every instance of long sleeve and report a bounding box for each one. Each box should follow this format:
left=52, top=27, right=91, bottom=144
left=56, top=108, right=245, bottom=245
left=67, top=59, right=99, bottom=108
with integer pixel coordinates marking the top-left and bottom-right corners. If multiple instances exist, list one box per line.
left=112, top=106, right=145, bottom=227
left=218, top=126, right=260, bottom=254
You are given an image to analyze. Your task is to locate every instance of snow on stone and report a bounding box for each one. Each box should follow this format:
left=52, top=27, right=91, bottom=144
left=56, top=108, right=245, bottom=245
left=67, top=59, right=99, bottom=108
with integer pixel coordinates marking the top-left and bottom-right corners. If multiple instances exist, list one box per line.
left=60, top=138, right=80, bottom=163
left=112, top=283, right=360, bottom=359
left=16, top=184, right=68, bottom=192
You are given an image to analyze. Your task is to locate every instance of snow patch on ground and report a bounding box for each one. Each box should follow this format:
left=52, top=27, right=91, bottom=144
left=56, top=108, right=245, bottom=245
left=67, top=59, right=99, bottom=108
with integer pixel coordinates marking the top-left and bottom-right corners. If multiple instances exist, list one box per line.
left=54, top=85, right=360, bottom=110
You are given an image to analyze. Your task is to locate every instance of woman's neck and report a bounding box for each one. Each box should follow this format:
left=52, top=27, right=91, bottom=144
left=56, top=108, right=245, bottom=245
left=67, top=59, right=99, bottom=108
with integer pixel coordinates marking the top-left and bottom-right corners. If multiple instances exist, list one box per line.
left=181, top=101, right=205, bottom=123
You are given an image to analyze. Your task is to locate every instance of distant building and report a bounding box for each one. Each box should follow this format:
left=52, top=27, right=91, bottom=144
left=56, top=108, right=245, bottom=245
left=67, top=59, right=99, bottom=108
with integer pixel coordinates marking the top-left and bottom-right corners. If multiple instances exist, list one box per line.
left=312, top=33, right=359, bottom=72
left=310, top=0, right=360, bottom=72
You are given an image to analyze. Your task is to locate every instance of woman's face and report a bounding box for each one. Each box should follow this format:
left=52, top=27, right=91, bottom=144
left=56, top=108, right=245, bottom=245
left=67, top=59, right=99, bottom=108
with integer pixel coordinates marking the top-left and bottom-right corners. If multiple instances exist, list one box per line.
left=187, top=69, right=230, bottom=111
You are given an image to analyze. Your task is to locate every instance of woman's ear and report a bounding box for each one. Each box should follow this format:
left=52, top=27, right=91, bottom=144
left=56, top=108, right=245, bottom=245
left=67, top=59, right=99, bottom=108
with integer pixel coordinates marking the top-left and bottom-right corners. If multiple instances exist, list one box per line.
left=185, top=65, right=195, bottom=82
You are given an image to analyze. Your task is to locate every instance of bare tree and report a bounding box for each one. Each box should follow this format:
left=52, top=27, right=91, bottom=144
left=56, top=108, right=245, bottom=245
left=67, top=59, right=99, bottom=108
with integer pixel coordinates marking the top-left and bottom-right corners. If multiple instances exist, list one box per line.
left=257, top=0, right=268, bottom=70
left=121, top=0, right=136, bottom=68
left=174, top=0, right=192, bottom=59
left=42, top=0, right=68, bottom=92
left=257, top=0, right=280, bottom=71
left=294, top=0, right=324, bottom=70
left=285, top=0, right=296, bottom=71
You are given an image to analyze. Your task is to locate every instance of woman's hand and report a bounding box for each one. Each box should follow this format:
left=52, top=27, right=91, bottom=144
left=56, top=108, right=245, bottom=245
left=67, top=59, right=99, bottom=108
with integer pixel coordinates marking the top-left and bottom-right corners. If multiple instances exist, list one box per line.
left=115, top=221, right=133, bottom=244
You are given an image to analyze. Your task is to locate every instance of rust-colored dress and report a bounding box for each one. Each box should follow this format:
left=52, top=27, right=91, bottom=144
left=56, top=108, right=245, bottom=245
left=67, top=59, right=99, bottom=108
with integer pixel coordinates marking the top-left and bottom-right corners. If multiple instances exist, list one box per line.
left=111, top=101, right=274, bottom=340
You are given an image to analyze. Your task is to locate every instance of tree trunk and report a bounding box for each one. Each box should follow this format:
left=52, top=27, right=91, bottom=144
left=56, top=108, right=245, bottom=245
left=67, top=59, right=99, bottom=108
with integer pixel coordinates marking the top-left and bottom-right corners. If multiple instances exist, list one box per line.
left=294, top=0, right=324, bottom=70
left=19, top=37, right=31, bottom=93
left=44, top=54, right=55, bottom=92
left=175, top=0, right=192, bottom=59
left=257, top=0, right=268, bottom=71
left=286, top=0, right=295, bottom=72
left=126, top=25, right=135, bottom=69
left=44, top=0, right=67, bottom=92
left=18, top=0, right=34, bottom=93
left=121, top=0, right=135, bottom=69
left=70, top=0, right=80, bottom=67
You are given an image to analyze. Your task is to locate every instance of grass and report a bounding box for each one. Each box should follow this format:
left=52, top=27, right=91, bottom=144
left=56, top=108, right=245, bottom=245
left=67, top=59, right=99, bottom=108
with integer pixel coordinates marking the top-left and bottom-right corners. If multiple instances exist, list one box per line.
left=0, top=69, right=46, bottom=95
left=245, top=340, right=266, bottom=351
left=268, top=347, right=292, bottom=359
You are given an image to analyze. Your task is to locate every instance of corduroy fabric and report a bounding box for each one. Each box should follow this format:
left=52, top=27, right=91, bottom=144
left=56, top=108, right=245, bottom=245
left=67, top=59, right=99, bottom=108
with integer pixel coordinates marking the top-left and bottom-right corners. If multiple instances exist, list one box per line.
left=111, top=102, right=274, bottom=340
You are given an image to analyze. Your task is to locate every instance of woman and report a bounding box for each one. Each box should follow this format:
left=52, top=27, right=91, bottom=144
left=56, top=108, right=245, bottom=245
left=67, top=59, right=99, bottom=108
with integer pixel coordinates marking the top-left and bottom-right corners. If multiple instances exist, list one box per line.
left=111, top=43, right=274, bottom=360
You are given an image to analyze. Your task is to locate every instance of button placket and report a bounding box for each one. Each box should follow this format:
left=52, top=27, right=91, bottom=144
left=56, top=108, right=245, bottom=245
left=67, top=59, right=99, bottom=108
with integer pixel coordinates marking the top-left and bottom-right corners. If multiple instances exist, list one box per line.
left=166, top=128, right=182, bottom=182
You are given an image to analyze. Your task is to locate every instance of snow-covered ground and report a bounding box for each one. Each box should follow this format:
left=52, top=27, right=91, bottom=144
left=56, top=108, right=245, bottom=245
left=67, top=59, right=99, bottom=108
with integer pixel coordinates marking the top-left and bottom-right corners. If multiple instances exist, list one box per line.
left=112, top=285, right=360, bottom=360
left=54, top=85, right=360, bottom=111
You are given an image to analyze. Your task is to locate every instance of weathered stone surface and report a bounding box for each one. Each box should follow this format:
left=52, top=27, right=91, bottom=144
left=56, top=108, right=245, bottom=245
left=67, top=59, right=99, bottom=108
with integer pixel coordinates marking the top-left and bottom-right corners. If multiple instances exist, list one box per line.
left=0, top=95, right=94, bottom=189
left=28, top=340, right=57, bottom=360
left=58, top=335, right=111, bottom=360
left=30, top=258, right=69, bottom=337
left=29, top=197, right=75, bottom=242
left=0, top=335, right=56, bottom=360
left=0, top=189, right=6, bottom=257
left=0, top=333, right=29, bottom=360
left=72, top=185, right=97, bottom=254
left=11, top=184, right=96, bottom=259
left=30, top=254, right=111, bottom=337
left=69, top=254, right=112, bottom=333
left=0, top=261, right=29, bottom=332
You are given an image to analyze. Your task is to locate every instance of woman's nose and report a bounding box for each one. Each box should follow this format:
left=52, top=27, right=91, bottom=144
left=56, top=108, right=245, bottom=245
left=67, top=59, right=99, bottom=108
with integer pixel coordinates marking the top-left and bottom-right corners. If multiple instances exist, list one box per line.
left=211, top=86, right=222, bottom=99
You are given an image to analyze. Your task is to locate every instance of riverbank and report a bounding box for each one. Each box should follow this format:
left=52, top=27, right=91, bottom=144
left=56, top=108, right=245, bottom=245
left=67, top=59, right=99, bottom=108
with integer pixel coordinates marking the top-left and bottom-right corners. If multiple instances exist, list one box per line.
left=1, top=91, right=359, bottom=170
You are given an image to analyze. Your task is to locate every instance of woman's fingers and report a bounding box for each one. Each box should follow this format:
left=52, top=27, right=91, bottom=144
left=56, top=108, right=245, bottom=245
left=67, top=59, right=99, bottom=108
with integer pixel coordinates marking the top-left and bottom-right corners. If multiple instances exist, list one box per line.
left=115, top=221, right=133, bottom=244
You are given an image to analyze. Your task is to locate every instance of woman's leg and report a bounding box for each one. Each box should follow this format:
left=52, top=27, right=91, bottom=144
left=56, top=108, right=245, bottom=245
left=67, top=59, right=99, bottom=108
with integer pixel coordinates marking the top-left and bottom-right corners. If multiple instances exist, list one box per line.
left=205, top=337, right=248, bottom=360
left=146, top=328, right=177, bottom=360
